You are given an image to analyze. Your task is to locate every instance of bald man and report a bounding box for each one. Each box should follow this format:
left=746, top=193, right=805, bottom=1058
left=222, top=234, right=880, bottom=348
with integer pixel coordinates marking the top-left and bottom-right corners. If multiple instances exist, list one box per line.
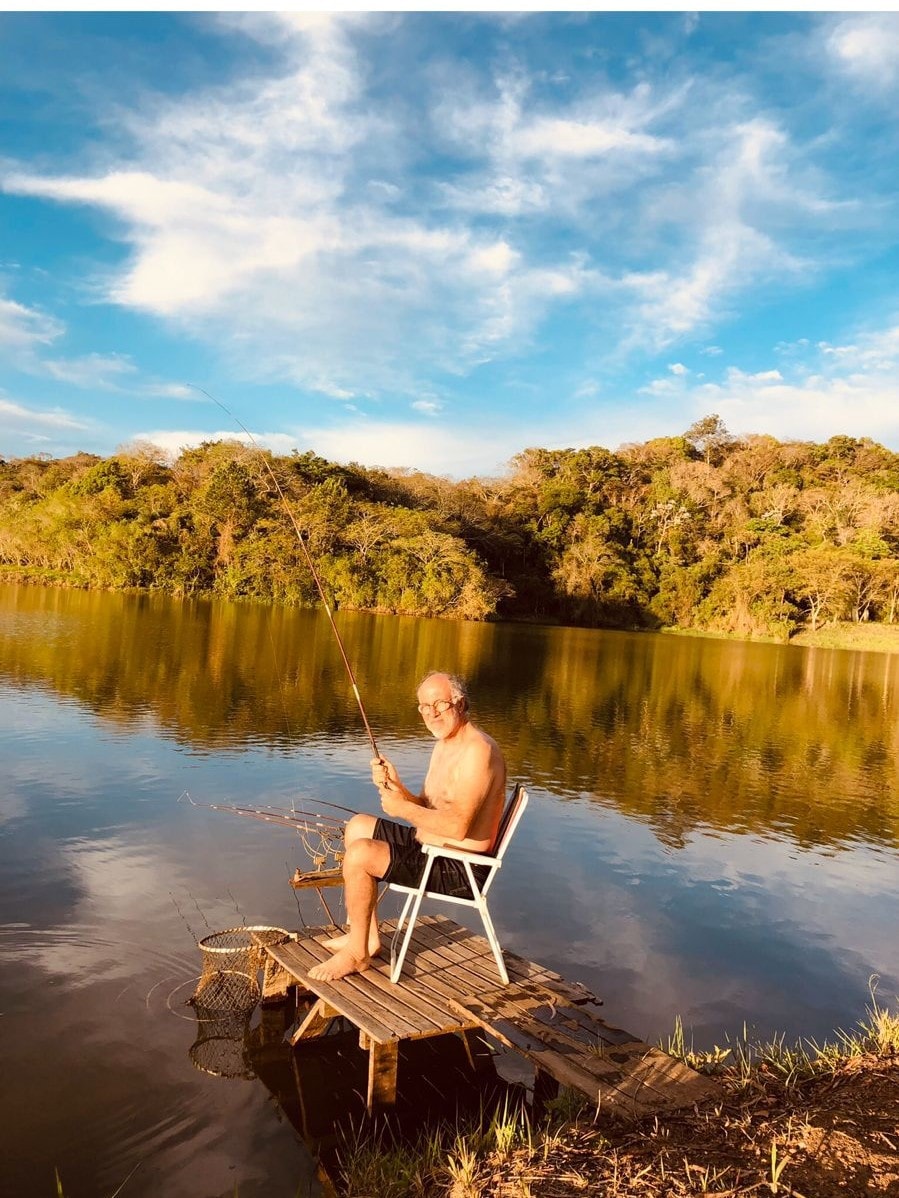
left=308, top=671, right=506, bottom=982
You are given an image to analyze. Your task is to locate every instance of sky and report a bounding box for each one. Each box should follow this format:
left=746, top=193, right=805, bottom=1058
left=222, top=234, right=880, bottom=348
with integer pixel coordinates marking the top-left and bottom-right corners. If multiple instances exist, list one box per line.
left=1, top=10, right=899, bottom=479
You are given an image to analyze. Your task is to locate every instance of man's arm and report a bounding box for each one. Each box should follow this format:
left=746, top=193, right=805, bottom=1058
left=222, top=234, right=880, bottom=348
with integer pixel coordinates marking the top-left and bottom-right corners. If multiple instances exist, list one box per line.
left=378, top=739, right=498, bottom=844
left=370, top=757, right=427, bottom=806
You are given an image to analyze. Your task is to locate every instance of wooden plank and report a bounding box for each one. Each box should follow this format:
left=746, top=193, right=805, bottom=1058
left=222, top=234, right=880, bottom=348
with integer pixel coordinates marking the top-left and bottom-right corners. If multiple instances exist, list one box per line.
left=408, top=917, right=597, bottom=1007
left=306, top=929, right=469, bottom=1037
left=367, top=1040, right=399, bottom=1112
left=304, top=942, right=466, bottom=1042
left=271, top=939, right=420, bottom=1040
left=290, top=867, right=344, bottom=890
left=526, top=1003, right=633, bottom=1048
left=271, top=932, right=475, bottom=1043
left=267, top=941, right=398, bottom=1043
left=269, top=918, right=716, bottom=1119
left=261, top=955, right=295, bottom=1003
left=420, top=915, right=600, bottom=1004
left=445, top=993, right=716, bottom=1118
left=286, top=938, right=425, bottom=1040
left=395, top=919, right=531, bottom=998
left=290, top=998, right=340, bottom=1045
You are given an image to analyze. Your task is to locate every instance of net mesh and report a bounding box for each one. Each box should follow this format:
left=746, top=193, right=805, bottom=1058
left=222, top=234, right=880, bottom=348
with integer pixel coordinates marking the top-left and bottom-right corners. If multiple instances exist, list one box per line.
left=188, top=988, right=256, bottom=1079
left=192, top=925, right=290, bottom=1012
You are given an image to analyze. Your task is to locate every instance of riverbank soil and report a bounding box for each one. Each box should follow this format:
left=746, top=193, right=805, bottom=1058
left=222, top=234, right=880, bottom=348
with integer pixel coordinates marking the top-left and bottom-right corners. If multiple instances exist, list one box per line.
left=488, top=1056, right=898, bottom=1197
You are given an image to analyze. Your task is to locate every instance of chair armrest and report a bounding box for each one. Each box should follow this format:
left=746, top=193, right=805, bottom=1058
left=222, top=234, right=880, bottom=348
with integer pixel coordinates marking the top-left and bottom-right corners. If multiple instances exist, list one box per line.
left=421, top=843, right=500, bottom=867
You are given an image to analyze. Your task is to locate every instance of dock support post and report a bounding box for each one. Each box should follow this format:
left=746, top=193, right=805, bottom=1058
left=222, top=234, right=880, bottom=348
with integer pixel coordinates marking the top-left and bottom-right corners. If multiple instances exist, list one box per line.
left=532, top=1067, right=561, bottom=1121
left=366, top=1040, right=399, bottom=1113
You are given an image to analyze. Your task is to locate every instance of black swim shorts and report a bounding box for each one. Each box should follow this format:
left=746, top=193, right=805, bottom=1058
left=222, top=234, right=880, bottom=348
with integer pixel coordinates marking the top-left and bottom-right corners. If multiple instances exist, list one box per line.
left=373, top=818, right=490, bottom=899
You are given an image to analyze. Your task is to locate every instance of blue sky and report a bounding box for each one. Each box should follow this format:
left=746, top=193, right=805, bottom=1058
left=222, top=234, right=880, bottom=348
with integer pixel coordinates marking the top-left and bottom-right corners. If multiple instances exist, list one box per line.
left=2, top=10, right=899, bottom=478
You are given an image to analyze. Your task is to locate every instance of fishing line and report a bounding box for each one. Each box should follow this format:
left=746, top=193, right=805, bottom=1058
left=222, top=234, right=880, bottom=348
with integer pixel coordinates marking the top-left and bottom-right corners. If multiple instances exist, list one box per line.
left=186, top=383, right=380, bottom=760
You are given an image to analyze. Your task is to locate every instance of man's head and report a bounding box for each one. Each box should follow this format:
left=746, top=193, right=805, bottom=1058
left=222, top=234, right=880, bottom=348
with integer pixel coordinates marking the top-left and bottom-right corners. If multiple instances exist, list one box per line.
left=416, top=671, right=469, bottom=738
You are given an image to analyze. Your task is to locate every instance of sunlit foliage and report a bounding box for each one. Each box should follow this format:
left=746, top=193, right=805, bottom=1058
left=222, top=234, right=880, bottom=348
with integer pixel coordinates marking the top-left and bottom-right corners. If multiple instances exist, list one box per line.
left=3, top=421, right=899, bottom=634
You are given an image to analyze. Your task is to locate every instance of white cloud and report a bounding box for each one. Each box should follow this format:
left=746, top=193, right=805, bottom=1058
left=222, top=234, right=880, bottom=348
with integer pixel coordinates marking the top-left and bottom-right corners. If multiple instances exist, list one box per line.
left=668, top=362, right=688, bottom=376
left=0, top=295, right=63, bottom=351
left=826, top=14, right=899, bottom=91
left=510, top=116, right=670, bottom=160
left=43, top=352, right=138, bottom=389
left=295, top=418, right=514, bottom=478
left=574, top=379, right=600, bottom=400
left=145, top=382, right=195, bottom=400
left=0, top=12, right=883, bottom=444
left=467, top=240, right=520, bottom=276
left=138, top=427, right=301, bottom=460
left=621, top=118, right=813, bottom=350
left=660, top=323, right=899, bottom=447
left=411, top=399, right=442, bottom=415
left=0, top=395, right=90, bottom=431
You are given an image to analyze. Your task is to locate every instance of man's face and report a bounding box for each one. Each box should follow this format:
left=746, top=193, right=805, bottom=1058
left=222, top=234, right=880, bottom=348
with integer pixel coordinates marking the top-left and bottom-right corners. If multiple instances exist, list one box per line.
left=416, top=676, right=464, bottom=740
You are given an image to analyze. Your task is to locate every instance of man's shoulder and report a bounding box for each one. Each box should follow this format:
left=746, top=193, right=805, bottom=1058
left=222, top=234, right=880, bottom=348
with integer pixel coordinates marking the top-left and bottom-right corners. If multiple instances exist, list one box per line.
left=465, top=722, right=504, bottom=761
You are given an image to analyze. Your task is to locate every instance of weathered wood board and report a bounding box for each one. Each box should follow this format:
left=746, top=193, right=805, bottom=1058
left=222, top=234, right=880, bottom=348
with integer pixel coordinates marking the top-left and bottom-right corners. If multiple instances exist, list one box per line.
left=265, top=915, right=718, bottom=1118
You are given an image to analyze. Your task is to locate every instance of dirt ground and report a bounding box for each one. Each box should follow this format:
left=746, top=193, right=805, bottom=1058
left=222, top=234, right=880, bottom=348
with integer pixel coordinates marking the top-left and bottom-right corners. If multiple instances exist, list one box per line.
left=487, top=1055, right=899, bottom=1197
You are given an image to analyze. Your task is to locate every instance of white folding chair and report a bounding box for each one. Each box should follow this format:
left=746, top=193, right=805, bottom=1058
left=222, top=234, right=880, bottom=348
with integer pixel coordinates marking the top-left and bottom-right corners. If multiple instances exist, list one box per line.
left=388, top=783, right=529, bottom=985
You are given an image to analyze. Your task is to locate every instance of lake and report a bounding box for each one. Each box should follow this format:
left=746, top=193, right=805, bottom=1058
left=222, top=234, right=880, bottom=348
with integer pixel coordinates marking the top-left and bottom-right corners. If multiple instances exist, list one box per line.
left=2, top=582, right=898, bottom=1196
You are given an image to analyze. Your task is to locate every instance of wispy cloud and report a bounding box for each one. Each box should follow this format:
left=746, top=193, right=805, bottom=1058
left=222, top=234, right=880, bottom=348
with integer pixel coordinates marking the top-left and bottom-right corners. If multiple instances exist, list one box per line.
left=411, top=398, right=442, bottom=415
left=137, top=427, right=301, bottom=461
left=1, top=15, right=819, bottom=401
left=0, top=13, right=893, bottom=471
left=826, top=14, right=899, bottom=93
left=0, top=394, right=91, bottom=431
left=641, top=321, right=899, bottom=447
left=0, top=294, right=63, bottom=352
left=43, top=352, right=138, bottom=389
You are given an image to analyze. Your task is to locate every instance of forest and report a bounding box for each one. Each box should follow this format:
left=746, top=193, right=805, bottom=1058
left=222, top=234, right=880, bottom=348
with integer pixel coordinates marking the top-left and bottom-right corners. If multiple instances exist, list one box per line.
left=2, top=415, right=899, bottom=640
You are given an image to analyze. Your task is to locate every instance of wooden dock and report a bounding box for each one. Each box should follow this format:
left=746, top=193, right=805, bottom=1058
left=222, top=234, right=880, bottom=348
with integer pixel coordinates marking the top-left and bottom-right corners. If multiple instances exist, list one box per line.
left=265, top=915, right=718, bottom=1119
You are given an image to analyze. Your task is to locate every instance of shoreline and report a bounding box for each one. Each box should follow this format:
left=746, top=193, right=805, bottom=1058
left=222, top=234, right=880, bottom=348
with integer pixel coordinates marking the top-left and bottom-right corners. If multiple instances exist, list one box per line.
left=4, top=572, right=899, bottom=657
left=331, top=998, right=899, bottom=1197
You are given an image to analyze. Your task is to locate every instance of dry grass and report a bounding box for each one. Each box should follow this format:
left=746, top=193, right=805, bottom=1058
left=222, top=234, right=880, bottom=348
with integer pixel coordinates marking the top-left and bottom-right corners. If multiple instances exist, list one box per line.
left=335, top=987, right=899, bottom=1198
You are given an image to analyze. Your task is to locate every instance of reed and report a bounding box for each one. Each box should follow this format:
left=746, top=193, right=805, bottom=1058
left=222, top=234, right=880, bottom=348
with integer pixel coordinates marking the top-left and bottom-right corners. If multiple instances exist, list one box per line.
left=333, top=983, right=898, bottom=1197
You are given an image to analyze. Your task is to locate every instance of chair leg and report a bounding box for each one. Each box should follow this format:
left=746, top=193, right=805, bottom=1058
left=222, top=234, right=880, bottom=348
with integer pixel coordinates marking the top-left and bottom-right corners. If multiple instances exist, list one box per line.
left=475, top=896, right=509, bottom=985
left=389, top=891, right=414, bottom=978
left=390, top=861, right=435, bottom=983
left=393, top=891, right=415, bottom=941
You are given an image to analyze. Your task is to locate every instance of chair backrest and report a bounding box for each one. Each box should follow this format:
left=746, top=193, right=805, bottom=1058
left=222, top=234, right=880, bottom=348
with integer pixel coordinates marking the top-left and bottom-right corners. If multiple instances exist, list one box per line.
left=490, top=783, right=528, bottom=860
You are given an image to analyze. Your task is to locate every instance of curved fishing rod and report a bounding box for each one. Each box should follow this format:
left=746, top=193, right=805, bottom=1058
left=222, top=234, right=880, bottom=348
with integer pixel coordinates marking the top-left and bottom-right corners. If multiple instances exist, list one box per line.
left=187, top=384, right=380, bottom=760
left=179, top=792, right=348, bottom=834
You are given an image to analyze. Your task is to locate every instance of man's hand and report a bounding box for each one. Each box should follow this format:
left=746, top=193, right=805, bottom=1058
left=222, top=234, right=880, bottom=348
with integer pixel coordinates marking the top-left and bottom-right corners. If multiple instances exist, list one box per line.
left=371, top=756, right=401, bottom=795
left=379, top=788, right=407, bottom=819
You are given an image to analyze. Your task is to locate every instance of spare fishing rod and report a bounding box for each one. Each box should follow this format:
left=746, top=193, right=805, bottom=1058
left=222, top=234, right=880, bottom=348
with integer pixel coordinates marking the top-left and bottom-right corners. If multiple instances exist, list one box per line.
left=187, top=384, right=380, bottom=761
left=178, top=792, right=349, bottom=834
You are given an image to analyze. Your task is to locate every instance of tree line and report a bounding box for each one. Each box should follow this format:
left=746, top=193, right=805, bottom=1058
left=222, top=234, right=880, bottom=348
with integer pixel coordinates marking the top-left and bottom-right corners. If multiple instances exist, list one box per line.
left=2, top=416, right=899, bottom=638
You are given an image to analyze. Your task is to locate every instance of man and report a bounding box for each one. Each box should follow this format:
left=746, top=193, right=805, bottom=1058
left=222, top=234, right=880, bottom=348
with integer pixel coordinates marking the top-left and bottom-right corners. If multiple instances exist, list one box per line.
left=308, top=670, right=506, bottom=982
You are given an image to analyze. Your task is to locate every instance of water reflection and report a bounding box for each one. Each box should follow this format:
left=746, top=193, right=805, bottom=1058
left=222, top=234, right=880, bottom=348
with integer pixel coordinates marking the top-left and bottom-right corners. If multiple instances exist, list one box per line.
left=2, top=584, right=898, bottom=850
left=2, top=582, right=899, bottom=1196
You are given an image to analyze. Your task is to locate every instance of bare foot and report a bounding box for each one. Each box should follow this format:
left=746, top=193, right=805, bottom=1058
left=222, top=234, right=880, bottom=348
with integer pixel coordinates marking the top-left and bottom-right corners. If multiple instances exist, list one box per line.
left=323, top=930, right=382, bottom=957
left=308, top=947, right=372, bottom=982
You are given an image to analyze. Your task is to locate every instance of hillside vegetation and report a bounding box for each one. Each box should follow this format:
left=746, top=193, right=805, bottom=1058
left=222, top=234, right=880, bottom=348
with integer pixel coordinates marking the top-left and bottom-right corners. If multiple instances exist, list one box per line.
left=3, top=417, right=899, bottom=640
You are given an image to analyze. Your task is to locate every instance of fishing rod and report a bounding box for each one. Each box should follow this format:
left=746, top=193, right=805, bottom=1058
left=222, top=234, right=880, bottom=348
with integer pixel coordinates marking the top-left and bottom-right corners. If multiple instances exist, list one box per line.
left=179, top=792, right=348, bottom=835
left=187, top=384, right=381, bottom=761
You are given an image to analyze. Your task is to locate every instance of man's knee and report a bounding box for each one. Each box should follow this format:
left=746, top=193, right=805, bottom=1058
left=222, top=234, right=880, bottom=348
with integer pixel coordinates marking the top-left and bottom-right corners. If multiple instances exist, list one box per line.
left=345, top=812, right=377, bottom=845
left=343, top=836, right=390, bottom=880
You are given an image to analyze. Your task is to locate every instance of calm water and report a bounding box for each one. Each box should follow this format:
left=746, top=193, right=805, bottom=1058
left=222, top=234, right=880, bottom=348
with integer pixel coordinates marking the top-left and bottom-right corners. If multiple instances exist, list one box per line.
left=2, top=583, right=898, bottom=1196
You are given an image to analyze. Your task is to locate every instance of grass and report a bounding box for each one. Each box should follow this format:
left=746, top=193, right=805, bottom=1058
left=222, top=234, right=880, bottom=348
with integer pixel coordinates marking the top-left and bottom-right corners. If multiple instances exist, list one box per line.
left=335, top=1097, right=536, bottom=1198
left=334, top=983, right=899, bottom=1198
left=664, top=976, right=899, bottom=1092
left=788, top=622, right=899, bottom=654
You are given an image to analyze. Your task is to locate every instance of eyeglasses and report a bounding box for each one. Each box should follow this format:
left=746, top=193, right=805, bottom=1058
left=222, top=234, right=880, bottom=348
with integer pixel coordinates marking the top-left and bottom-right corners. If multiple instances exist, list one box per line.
left=417, top=699, right=455, bottom=717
